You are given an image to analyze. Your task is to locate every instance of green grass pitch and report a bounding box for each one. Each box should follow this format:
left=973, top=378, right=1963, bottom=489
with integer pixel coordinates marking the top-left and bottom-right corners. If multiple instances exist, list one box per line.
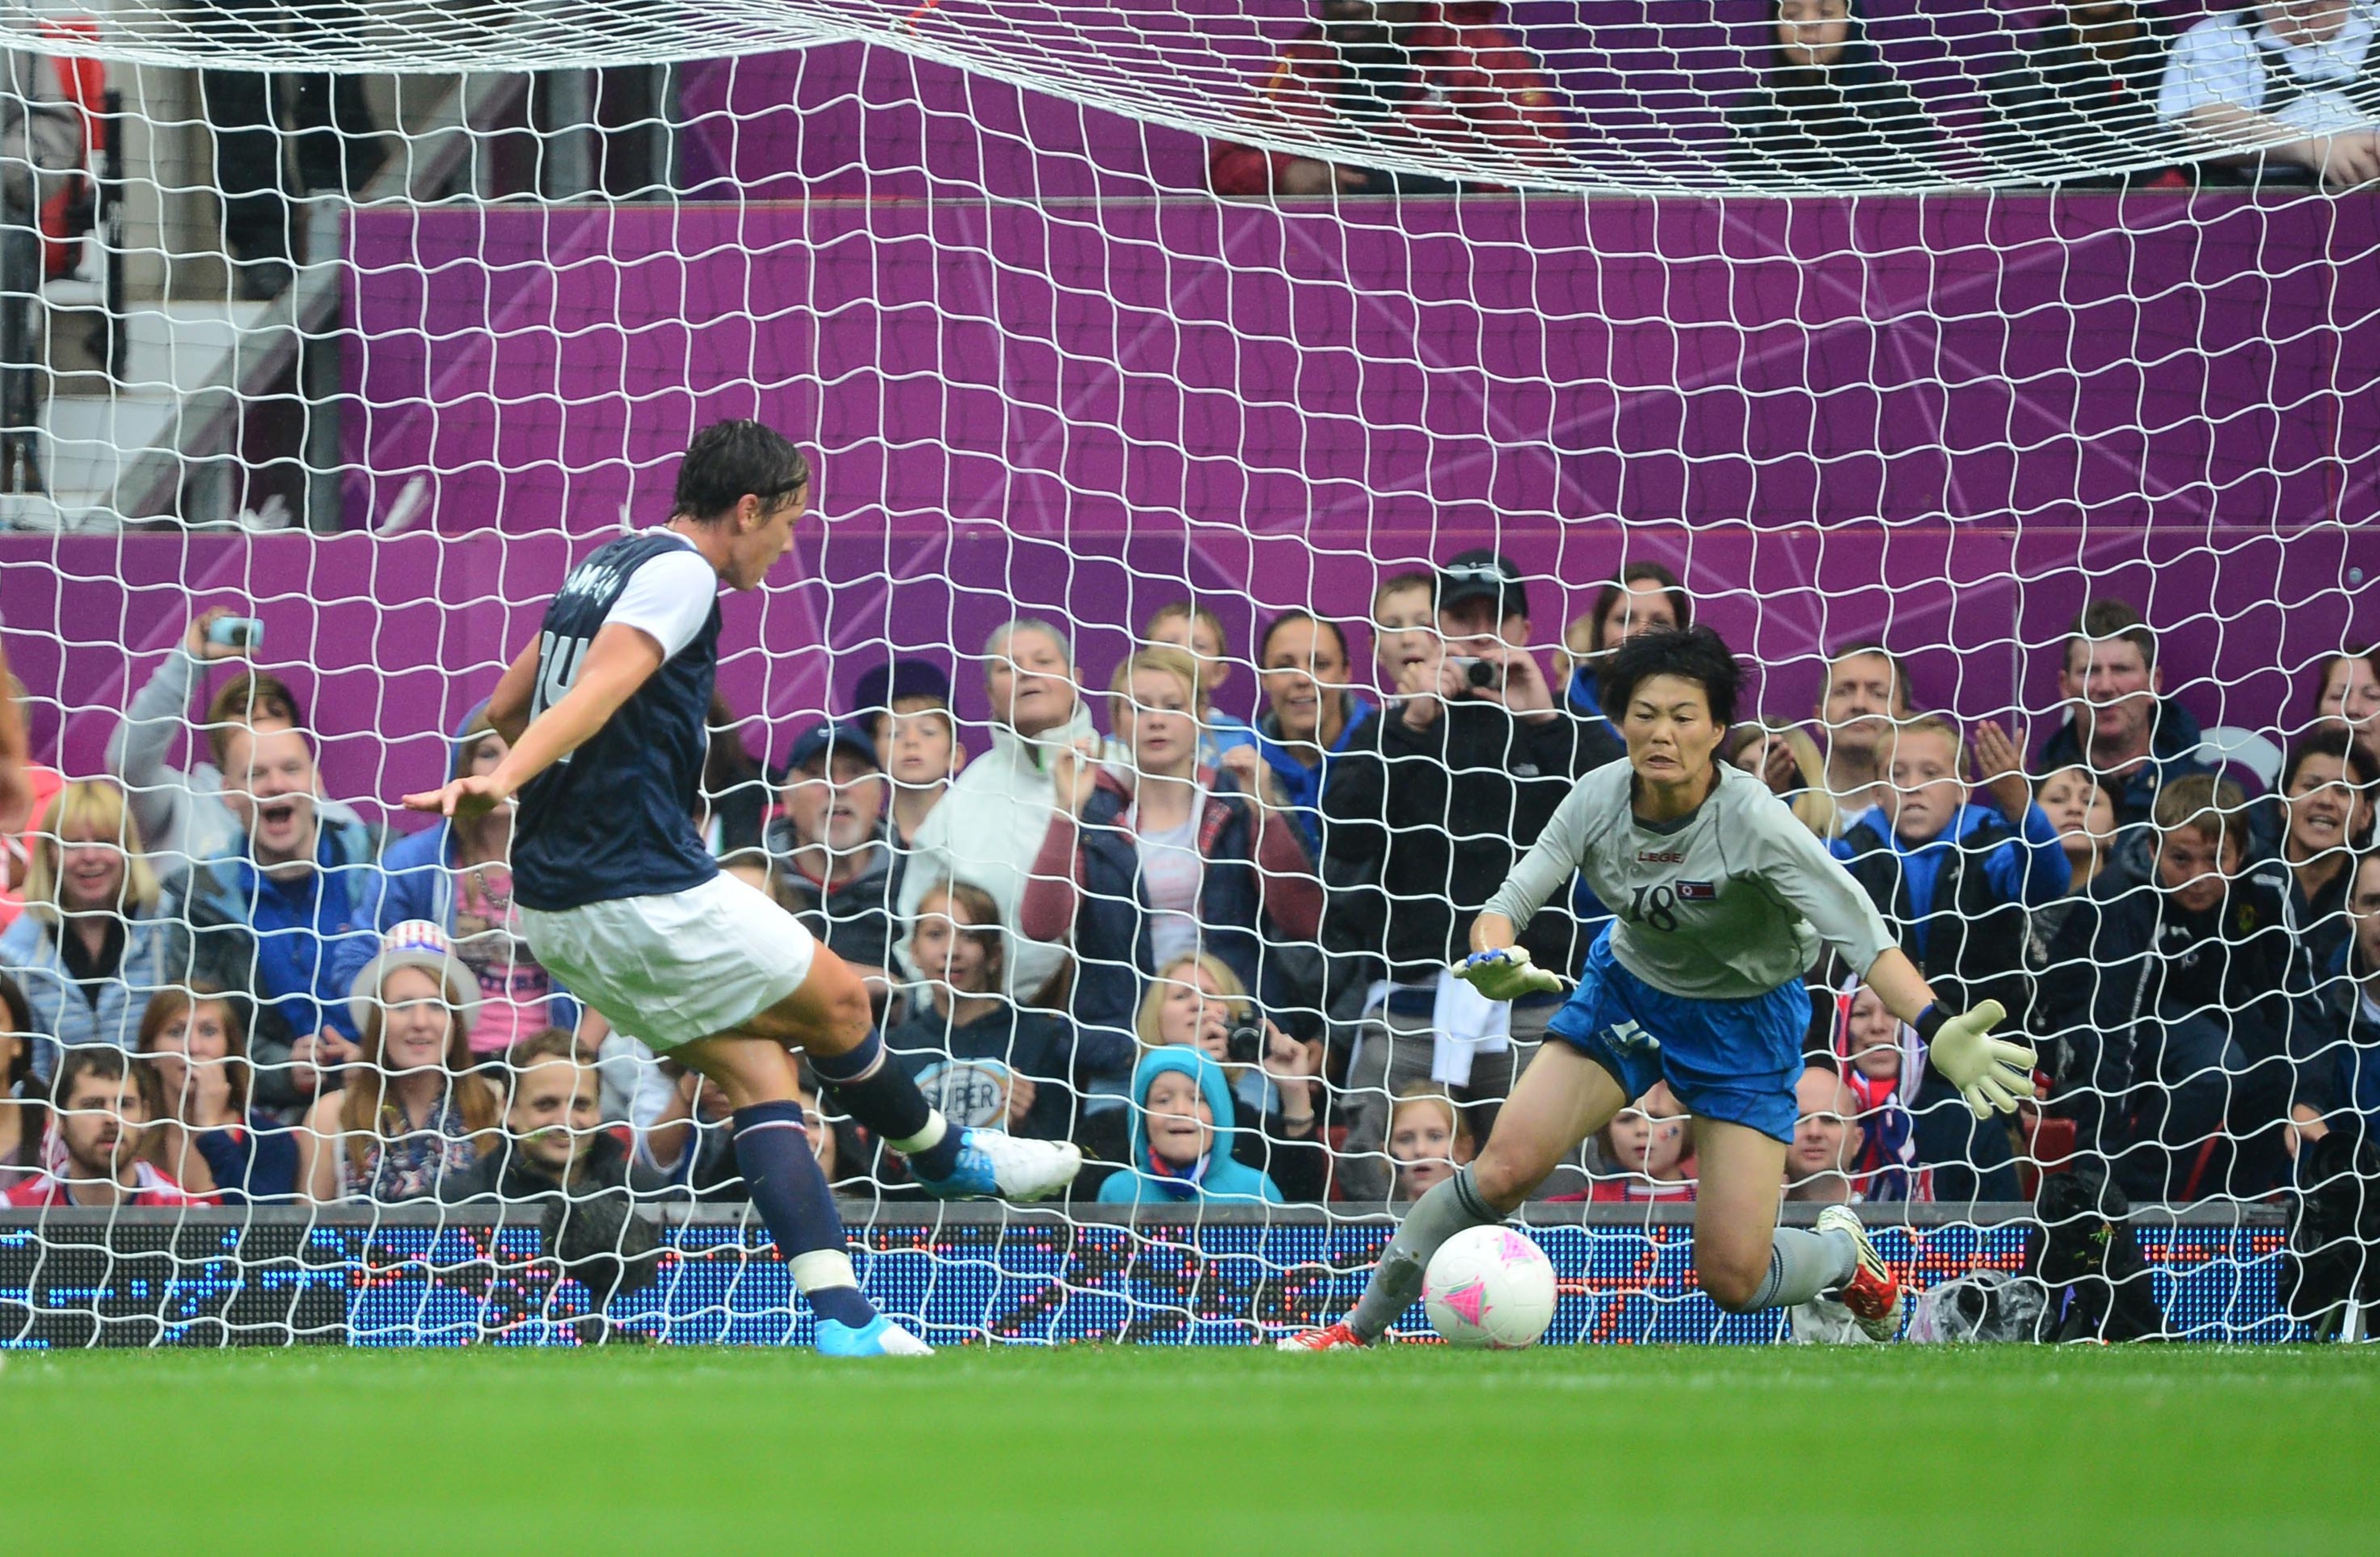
left=4, top=1345, right=2373, bottom=1549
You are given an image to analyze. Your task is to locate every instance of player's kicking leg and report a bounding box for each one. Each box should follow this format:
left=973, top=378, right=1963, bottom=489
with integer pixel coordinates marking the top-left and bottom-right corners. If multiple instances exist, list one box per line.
left=740, top=943, right=1081, bottom=1203
left=1691, top=1122, right=1902, bottom=1342
left=672, top=1029, right=933, bottom=1356
left=1280, top=1041, right=1623, bottom=1349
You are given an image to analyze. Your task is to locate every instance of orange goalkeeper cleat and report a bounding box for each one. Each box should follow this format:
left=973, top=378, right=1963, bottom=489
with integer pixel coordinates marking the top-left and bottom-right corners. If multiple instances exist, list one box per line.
left=1818, top=1205, right=1905, bottom=1342
left=1275, top=1320, right=1371, bottom=1351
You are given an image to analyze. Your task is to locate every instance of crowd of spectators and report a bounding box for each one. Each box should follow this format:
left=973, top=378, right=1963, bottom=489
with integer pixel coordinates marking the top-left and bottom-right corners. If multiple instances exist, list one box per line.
left=0, top=544, right=2371, bottom=1216
left=1207, top=1, right=2380, bottom=193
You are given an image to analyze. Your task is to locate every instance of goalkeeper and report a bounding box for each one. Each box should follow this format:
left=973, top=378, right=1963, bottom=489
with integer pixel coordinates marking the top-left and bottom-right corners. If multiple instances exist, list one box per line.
left=1284, top=626, right=2036, bottom=1347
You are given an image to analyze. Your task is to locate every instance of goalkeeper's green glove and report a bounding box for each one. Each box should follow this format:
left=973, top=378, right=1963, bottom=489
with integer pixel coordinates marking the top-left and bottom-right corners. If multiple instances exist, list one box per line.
left=1452, top=945, right=1567, bottom=1002
left=1916, top=999, right=2037, bottom=1118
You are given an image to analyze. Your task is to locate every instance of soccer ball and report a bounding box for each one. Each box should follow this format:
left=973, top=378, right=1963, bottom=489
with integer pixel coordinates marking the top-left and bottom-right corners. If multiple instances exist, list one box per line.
left=1423, top=1225, right=1558, bottom=1349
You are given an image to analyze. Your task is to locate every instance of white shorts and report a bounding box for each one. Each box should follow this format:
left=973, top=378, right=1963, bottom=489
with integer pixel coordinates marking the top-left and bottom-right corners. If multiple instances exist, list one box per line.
left=518, top=872, right=818, bottom=1052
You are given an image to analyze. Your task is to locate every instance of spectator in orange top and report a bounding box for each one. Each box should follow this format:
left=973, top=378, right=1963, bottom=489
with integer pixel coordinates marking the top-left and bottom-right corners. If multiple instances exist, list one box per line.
left=1210, top=1, right=1567, bottom=197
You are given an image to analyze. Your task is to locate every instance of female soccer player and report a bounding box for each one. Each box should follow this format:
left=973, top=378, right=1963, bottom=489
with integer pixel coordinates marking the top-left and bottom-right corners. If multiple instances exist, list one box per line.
left=1282, top=625, right=2034, bottom=1347
left=404, top=420, right=1080, bottom=1357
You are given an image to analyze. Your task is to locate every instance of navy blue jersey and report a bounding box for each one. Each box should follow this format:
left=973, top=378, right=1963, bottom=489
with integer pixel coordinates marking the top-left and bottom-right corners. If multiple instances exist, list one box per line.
left=512, top=531, right=723, bottom=911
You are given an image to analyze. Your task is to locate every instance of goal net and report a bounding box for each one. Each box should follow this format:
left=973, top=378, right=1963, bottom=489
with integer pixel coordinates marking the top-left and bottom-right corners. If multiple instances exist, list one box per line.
left=0, top=1, right=2370, bottom=1346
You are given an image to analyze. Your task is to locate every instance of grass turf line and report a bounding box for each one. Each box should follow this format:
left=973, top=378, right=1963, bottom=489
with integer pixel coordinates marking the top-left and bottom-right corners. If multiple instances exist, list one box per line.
left=2, top=1345, right=2370, bottom=1549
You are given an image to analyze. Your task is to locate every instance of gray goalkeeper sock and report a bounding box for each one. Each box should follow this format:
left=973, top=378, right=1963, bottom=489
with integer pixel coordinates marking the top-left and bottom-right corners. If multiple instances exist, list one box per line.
left=1746, top=1225, right=1861, bottom=1311
left=1345, top=1165, right=1501, bottom=1342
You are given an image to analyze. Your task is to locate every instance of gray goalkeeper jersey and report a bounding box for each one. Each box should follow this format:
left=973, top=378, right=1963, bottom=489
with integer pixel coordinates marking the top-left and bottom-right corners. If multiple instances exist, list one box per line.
left=1483, top=759, right=1895, bottom=1001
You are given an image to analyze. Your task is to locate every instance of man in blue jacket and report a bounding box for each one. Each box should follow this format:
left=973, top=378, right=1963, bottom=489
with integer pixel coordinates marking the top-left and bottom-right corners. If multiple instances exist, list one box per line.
left=177, top=723, right=380, bottom=1114
left=1831, top=714, right=2069, bottom=1201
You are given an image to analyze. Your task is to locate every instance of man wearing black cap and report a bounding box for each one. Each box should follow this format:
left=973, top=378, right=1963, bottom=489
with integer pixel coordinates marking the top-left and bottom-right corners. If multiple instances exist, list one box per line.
left=1320, top=549, right=1623, bottom=1199
left=765, top=720, right=903, bottom=999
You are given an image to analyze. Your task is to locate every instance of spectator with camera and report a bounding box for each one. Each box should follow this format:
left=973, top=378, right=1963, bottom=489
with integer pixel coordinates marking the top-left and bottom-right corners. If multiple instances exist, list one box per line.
left=296, top=922, right=500, bottom=1203
left=0, top=779, right=189, bottom=1083
left=2037, top=775, right=2304, bottom=1200
left=134, top=984, right=298, bottom=1203
left=765, top=719, right=904, bottom=997
left=886, top=878, right=1091, bottom=1143
left=4, top=1045, right=214, bottom=1207
left=1081, top=949, right=1327, bottom=1200
left=108, top=608, right=368, bottom=872
left=1020, top=643, right=1321, bottom=1057
left=1829, top=713, right=2067, bottom=1200
left=1321, top=549, right=1621, bottom=1198
left=896, top=618, right=1094, bottom=1007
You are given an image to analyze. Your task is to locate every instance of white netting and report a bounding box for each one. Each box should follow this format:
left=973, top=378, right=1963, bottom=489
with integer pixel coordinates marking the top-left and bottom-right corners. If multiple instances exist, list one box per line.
left=0, top=3, right=2372, bottom=1345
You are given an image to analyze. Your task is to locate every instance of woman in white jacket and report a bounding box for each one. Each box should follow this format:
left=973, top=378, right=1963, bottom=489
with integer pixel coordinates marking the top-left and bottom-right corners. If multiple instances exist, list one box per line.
left=895, top=618, right=1093, bottom=1007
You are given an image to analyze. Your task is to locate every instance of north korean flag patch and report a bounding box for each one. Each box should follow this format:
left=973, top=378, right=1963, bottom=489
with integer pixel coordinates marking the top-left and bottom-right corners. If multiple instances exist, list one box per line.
left=1675, top=880, right=1716, bottom=902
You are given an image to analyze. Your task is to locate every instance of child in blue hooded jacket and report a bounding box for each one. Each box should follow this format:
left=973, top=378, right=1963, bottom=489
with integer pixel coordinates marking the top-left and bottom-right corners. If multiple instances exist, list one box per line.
left=1092, top=1047, right=1283, bottom=1206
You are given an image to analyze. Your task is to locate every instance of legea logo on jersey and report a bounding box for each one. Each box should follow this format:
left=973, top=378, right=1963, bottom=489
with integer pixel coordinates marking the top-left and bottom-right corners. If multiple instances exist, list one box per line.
left=1675, top=880, right=1716, bottom=902
left=1636, top=849, right=1686, bottom=864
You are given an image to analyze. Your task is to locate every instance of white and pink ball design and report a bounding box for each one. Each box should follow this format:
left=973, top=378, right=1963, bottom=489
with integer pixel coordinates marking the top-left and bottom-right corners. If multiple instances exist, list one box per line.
left=1422, top=1225, right=1558, bottom=1349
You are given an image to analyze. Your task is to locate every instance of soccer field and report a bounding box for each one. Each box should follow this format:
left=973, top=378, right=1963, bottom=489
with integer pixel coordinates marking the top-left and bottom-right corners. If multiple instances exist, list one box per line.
left=2, top=1346, right=2371, bottom=1548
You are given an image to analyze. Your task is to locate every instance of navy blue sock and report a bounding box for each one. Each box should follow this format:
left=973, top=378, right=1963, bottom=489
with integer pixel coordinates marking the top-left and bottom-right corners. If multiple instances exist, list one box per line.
left=810, top=1030, right=963, bottom=1181
left=731, top=1101, right=876, bottom=1328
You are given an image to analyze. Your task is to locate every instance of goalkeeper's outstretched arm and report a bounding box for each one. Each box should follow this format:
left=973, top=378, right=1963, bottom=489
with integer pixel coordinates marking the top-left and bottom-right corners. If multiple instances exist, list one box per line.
left=1862, top=945, right=2037, bottom=1119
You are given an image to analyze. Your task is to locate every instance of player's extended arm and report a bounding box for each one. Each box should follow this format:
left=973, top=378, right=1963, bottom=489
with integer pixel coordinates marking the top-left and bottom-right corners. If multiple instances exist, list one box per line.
left=1457, top=784, right=1596, bottom=999
left=483, top=636, right=541, bottom=746
left=1864, top=945, right=2037, bottom=1120
left=401, top=623, right=663, bottom=820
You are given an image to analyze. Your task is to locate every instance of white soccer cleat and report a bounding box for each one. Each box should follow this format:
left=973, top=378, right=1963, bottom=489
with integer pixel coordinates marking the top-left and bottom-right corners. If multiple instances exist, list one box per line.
left=915, top=1128, right=1083, bottom=1202
left=1817, top=1205, right=1905, bottom=1343
left=1275, top=1321, right=1370, bottom=1351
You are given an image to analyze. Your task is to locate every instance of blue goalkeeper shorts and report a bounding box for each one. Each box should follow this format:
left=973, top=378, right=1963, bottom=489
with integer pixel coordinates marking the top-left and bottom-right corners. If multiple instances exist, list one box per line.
left=1546, top=928, right=1813, bottom=1144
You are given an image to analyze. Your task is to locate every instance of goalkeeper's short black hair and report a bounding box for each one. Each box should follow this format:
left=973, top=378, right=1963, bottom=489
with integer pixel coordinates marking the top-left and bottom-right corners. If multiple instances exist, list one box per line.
left=1599, top=625, right=1742, bottom=730
left=672, top=419, right=811, bottom=523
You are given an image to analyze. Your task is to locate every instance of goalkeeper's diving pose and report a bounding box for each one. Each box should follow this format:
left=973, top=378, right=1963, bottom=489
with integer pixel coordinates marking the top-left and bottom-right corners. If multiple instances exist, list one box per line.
left=402, top=420, right=1079, bottom=1357
left=1281, top=626, right=2035, bottom=1347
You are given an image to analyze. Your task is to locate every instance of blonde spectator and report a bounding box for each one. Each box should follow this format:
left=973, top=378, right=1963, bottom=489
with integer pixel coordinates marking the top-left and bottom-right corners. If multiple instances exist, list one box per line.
left=0, top=780, right=187, bottom=1083
left=1387, top=1082, right=1474, bottom=1202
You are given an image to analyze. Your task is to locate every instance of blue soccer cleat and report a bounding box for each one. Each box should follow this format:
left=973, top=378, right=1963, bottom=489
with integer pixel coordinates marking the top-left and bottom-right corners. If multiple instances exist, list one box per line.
left=913, top=1128, right=1082, bottom=1202
left=814, top=1315, right=934, bottom=1357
